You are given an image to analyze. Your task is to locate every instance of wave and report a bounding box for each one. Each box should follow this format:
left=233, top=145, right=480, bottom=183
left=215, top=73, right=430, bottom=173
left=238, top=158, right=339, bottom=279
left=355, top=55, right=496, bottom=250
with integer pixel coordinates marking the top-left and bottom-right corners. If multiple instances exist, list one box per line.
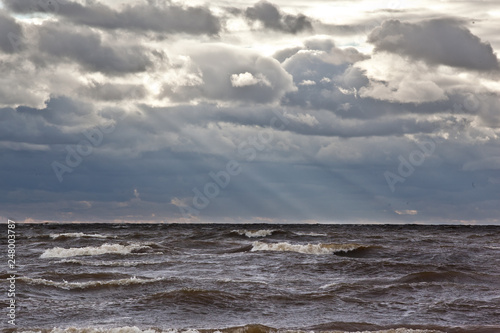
left=250, top=241, right=367, bottom=255
left=49, top=232, right=115, bottom=240
left=293, top=232, right=328, bottom=237
left=231, top=229, right=276, bottom=238
left=19, top=276, right=167, bottom=290
left=14, top=325, right=458, bottom=333
left=397, top=271, right=488, bottom=284
left=143, top=288, right=239, bottom=307
left=57, top=259, right=165, bottom=267
left=40, top=243, right=151, bottom=258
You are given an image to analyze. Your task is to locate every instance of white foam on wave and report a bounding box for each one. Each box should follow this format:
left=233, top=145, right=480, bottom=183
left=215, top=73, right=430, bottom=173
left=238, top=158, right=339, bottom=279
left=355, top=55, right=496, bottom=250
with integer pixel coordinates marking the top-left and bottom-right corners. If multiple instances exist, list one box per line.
left=57, top=259, right=164, bottom=267
left=17, top=327, right=445, bottom=333
left=18, top=328, right=200, bottom=333
left=293, top=232, right=328, bottom=237
left=233, top=229, right=275, bottom=238
left=40, top=243, right=150, bottom=258
left=49, top=233, right=115, bottom=239
left=251, top=241, right=364, bottom=255
left=19, top=276, right=166, bottom=290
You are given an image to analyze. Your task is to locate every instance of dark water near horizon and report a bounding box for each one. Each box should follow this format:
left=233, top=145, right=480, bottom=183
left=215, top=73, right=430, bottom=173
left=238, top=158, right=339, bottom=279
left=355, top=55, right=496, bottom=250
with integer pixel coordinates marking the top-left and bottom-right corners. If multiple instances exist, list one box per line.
left=2, top=224, right=500, bottom=333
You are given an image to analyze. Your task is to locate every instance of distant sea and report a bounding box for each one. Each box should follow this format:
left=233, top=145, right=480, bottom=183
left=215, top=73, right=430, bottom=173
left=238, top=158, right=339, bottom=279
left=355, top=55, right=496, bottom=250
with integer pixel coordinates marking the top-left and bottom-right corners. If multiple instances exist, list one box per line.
left=3, top=224, right=500, bottom=333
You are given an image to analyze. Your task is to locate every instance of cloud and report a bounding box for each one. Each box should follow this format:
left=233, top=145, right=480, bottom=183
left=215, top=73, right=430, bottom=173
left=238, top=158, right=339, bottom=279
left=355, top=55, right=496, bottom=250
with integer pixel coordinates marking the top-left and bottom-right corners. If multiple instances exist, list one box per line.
left=298, top=80, right=316, bottom=86
left=37, top=22, right=154, bottom=74
left=359, top=77, right=448, bottom=104
left=80, top=81, right=148, bottom=101
left=230, top=72, right=271, bottom=87
left=1, top=1, right=499, bottom=224
left=273, top=46, right=303, bottom=63
left=245, top=1, right=312, bottom=34
left=0, top=10, right=23, bottom=53
left=3, top=0, right=221, bottom=35
left=161, top=45, right=295, bottom=103
left=0, top=96, right=114, bottom=147
left=368, top=19, right=499, bottom=71
left=395, top=210, right=418, bottom=215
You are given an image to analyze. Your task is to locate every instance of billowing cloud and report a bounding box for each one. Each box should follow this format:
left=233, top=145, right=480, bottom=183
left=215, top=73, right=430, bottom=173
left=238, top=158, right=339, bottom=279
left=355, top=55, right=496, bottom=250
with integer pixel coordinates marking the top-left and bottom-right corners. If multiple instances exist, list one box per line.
left=245, top=1, right=312, bottom=34
left=3, top=0, right=221, bottom=35
left=161, top=45, right=295, bottom=103
left=368, top=19, right=499, bottom=71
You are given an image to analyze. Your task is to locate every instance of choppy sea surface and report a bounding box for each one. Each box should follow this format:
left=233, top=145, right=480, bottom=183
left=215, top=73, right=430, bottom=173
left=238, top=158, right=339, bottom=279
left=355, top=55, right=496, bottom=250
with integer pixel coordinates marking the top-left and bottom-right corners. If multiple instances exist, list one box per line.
left=2, top=223, right=500, bottom=333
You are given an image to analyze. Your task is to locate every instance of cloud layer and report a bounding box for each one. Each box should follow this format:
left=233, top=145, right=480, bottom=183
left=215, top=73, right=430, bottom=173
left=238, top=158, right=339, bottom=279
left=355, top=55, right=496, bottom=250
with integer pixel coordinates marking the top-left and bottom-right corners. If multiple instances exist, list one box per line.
left=0, top=0, right=499, bottom=224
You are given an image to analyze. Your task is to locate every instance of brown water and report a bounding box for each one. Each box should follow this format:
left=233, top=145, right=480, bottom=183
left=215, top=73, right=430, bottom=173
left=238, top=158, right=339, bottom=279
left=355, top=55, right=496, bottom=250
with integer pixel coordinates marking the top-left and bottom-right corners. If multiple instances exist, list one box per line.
left=3, top=224, right=500, bottom=333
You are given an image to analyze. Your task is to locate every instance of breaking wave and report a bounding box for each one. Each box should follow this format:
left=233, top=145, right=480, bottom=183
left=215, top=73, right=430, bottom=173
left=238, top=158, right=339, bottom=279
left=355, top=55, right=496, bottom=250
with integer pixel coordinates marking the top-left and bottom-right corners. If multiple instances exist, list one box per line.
left=231, top=229, right=276, bottom=238
left=293, top=232, right=328, bottom=237
left=19, top=276, right=167, bottom=290
left=15, top=326, right=450, bottom=333
left=57, top=259, right=165, bottom=267
left=40, top=243, right=151, bottom=258
left=251, top=241, right=367, bottom=255
left=49, top=232, right=115, bottom=240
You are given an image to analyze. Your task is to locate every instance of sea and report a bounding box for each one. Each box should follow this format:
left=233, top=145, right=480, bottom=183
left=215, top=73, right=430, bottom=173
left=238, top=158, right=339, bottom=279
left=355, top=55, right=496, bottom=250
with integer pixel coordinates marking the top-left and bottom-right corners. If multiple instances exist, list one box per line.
left=2, top=223, right=500, bottom=333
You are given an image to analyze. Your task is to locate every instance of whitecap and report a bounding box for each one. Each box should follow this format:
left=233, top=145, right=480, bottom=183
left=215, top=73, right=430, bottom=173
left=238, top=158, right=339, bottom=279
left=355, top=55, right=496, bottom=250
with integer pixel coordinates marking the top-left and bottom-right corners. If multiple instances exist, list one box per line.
left=40, top=243, right=149, bottom=258
left=57, top=259, right=164, bottom=267
left=232, top=229, right=275, bottom=238
left=49, top=233, right=115, bottom=239
left=293, top=232, right=327, bottom=237
left=19, top=276, right=166, bottom=290
left=251, top=241, right=365, bottom=255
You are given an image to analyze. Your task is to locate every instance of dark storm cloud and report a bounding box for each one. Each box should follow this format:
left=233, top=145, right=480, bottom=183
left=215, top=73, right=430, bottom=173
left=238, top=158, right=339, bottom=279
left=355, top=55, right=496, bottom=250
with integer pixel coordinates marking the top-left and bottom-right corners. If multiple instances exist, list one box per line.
left=368, top=19, right=499, bottom=71
left=136, top=103, right=443, bottom=139
left=0, top=10, right=23, bottom=53
left=275, top=37, right=379, bottom=118
left=3, top=0, right=221, bottom=35
left=37, top=22, right=154, bottom=74
left=245, top=1, right=312, bottom=34
left=0, top=97, right=105, bottom=145
left=0, top=93, right=498, bottom=223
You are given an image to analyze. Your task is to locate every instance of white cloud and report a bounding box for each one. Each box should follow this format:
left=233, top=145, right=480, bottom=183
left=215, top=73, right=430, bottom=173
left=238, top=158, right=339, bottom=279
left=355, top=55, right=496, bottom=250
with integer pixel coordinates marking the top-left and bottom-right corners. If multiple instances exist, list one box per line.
left=299, top=79, right=316, bottom=86
left=230, top=72, right=271, bottom=87
left=395, top=210, right=418, bottom=215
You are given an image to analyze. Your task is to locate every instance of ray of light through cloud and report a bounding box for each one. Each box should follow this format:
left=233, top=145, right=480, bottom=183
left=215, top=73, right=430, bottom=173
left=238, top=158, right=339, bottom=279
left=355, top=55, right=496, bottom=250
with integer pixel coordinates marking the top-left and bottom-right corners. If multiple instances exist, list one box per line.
left=0, top=0, right=499, bottom=224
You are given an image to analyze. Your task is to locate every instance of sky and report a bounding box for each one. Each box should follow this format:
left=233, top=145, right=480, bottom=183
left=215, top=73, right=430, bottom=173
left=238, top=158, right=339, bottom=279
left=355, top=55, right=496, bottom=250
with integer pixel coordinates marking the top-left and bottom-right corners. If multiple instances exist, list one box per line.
left=0, top=0, right=499, bottom=224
